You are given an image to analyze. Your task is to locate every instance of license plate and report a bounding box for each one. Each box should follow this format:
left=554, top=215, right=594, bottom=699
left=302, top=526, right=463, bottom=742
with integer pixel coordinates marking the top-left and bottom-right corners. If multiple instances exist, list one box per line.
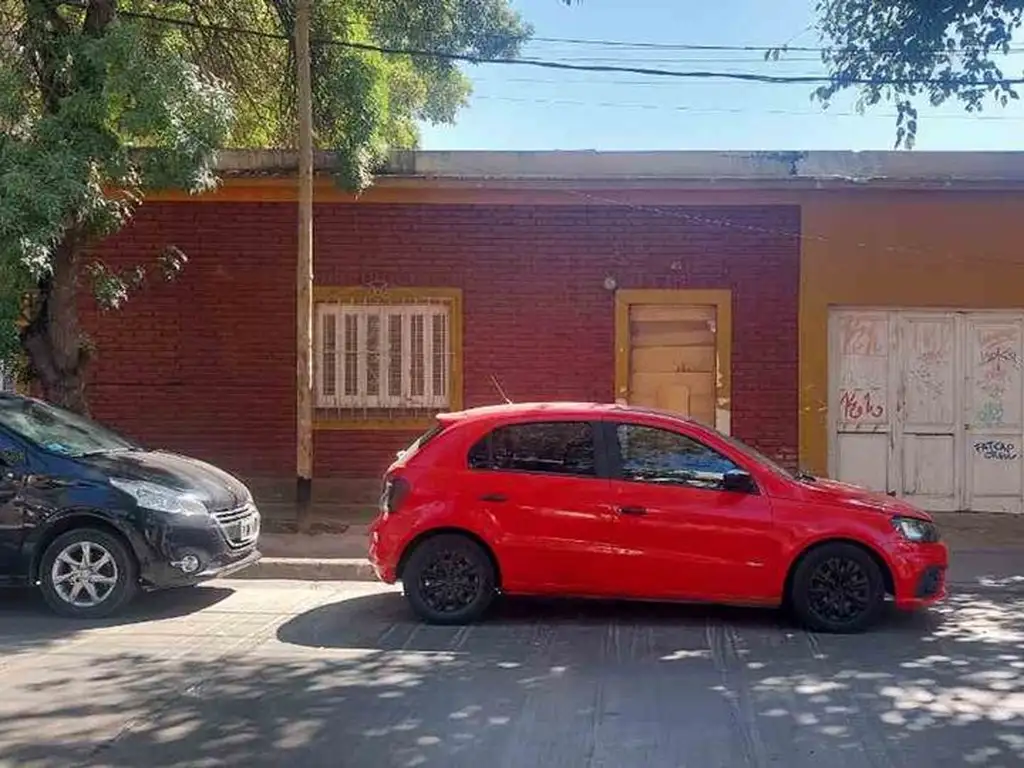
left=239, top=516, right=258, bottom=541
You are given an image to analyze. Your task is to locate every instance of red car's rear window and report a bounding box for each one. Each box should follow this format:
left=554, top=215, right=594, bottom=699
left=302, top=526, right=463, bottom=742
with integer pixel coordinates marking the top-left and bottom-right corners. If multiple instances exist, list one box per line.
left=399, top=422, right=446, bottom=462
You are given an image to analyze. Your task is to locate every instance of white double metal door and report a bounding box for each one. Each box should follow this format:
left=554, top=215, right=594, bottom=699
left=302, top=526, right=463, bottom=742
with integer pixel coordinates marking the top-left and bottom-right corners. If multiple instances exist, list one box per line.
left=830, top=309, right=1024, bottom=513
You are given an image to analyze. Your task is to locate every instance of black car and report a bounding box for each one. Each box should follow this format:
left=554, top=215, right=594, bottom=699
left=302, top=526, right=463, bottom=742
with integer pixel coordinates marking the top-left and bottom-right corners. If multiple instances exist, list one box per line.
left=0, top=393, right=260, bottom=618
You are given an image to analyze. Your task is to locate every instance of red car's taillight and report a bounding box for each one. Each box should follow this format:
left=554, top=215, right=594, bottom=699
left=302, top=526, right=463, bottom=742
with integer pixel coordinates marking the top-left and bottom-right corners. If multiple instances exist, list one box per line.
left=381, top=477, right=411, bottom=513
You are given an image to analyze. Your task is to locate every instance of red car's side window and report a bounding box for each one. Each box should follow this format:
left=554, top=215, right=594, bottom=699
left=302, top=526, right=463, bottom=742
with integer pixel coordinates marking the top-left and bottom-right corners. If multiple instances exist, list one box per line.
left=615, top=424, right=740, bottom=490
left=468, top=422, right=596, bottom=477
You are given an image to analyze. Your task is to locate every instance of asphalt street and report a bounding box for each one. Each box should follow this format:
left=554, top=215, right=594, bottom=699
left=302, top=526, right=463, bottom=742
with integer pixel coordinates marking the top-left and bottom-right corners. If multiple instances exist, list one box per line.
left=1, top=580, right=1022, bottom=768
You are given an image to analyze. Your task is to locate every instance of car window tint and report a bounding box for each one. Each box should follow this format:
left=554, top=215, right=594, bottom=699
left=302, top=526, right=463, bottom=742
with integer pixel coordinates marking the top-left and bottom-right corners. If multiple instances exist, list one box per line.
left=468, top=422, right=596, bottom=477
left=616, top=424, right=738, bottom=489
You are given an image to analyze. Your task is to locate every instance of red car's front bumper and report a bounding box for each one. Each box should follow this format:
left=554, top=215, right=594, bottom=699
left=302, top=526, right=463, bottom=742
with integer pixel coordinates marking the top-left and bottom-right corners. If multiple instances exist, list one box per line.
left=891, top=542, right=949, bottom=610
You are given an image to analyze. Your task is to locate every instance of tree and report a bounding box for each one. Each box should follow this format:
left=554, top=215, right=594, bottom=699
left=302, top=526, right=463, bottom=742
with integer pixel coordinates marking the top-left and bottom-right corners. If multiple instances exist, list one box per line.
left=0, top=0, right=529, bottom=412
left=811, top=0, right=1024, bottom=148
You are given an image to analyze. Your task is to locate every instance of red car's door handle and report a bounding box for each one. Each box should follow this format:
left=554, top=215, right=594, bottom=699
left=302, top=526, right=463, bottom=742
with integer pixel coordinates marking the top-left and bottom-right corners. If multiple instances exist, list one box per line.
left=480, top=493, right=508, bottom=502
left=617, top=506, right=647, bottom=516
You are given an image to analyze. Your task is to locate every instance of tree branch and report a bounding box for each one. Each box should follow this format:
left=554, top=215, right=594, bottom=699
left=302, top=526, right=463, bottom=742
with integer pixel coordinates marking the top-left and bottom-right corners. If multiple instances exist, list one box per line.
left=82, top=0, right=116, bottom=37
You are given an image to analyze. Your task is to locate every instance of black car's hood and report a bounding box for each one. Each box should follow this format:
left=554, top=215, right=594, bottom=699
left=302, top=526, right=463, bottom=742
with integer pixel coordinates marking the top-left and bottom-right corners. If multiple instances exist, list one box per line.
left=79, top=450, right=251, bottom=511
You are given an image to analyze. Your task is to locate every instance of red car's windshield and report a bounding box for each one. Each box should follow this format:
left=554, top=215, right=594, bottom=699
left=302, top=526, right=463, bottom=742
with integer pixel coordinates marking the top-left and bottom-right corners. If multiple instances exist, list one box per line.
left=715, top=430, right=794, bottom=480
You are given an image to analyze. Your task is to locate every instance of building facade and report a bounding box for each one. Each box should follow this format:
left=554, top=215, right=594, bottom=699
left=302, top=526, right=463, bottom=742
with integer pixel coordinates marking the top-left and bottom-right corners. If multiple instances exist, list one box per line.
left=79, top=150, right=1024, bottom=514
left=801, top=188, right=1024, bottom=514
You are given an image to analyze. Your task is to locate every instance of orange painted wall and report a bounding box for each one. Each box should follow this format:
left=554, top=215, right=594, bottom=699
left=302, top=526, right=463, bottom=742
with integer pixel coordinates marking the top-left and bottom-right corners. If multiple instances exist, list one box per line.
left=800, top=190, right=1024, bottom=475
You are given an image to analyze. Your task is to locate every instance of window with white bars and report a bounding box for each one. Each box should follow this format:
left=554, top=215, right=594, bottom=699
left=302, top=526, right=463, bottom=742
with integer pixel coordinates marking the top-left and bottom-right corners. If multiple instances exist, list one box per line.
left=315, top=303, right=451, bottom=410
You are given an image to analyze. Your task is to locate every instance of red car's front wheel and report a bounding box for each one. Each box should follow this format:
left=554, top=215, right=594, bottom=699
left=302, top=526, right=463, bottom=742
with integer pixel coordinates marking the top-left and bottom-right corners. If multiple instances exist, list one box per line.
left=789, top=542, right=886, bottom=633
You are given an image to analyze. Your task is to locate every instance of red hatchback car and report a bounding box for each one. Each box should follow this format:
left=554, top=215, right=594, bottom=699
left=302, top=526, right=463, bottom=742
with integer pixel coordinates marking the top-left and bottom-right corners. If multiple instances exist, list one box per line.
left=369, top=403, right=948, bottom=633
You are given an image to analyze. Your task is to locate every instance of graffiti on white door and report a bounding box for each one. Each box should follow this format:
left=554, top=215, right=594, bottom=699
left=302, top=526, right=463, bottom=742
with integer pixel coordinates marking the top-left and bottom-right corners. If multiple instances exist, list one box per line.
left=830, top=309, right=1024, bottom=514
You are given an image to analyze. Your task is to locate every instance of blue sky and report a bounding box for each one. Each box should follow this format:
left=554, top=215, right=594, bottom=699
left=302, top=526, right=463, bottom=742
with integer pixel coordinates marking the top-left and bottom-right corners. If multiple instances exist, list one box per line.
left=419, top=0, right=1024, bottom=151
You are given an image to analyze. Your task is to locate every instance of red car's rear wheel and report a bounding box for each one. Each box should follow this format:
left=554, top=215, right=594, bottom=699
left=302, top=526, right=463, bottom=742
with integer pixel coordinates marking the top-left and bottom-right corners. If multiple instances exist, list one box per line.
left=402, top=534, right=496, bottom=625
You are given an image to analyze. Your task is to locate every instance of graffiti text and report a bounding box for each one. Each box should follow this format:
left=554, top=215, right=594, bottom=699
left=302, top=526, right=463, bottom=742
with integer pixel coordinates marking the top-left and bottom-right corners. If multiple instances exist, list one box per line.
left=974, top=440, right=1018, bottom=461
left=839, top=389, right=885, bottom=422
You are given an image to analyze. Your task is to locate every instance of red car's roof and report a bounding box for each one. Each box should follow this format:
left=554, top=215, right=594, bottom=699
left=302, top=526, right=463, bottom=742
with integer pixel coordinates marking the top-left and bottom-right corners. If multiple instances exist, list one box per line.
left=437, top=401, right=700, bottom=426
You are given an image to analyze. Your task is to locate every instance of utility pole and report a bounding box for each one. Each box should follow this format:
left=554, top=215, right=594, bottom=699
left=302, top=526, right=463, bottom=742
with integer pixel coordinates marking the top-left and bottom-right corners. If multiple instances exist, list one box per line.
left=295, top=0, right=314, bottom=524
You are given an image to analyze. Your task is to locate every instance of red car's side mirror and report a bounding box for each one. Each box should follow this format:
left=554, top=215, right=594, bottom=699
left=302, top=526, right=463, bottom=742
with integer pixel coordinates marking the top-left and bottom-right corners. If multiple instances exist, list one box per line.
left=722, top=469, right=757, bottom=494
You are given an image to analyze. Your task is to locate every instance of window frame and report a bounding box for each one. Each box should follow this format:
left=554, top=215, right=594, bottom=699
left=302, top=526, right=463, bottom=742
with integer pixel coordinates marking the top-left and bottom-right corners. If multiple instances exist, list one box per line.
left=602, top=421, right=759, bottom=494
left=315, top=303, right=451, bottom=410
left=311, top=287, right=463, bottom=430
left=466, top=419, right=611, bottom=480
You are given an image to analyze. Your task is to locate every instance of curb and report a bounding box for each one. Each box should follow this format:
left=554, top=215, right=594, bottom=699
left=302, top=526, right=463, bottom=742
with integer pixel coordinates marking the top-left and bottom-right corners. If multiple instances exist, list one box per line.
left=225, top=557, right=378, bottom=582
left=224, top=558, right=1024, bottom=594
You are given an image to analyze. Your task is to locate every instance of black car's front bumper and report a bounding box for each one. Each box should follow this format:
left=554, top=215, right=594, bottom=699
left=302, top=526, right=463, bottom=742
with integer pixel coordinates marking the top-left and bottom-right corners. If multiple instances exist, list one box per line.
left=180, top=546, right=261, bottom=584
left=134, top=506, right=261, bottom=589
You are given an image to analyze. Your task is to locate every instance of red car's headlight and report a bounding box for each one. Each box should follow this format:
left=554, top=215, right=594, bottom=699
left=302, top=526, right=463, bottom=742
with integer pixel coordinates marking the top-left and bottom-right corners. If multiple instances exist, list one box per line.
left=891, top=516, right=940, bottom=543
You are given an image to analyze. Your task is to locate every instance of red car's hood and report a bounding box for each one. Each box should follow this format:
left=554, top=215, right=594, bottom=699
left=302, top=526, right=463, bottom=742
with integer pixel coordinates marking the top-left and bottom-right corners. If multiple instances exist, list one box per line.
left=800, top=477, right=933, bottom=521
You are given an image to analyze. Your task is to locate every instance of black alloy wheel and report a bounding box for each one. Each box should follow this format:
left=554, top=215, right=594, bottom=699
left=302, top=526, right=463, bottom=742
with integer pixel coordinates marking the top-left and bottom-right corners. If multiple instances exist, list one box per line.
left=403, top=534, right=496, bottom=625
left=790, top=542, right=885, bottom=633
left=808, top=557, right=870, bottom=623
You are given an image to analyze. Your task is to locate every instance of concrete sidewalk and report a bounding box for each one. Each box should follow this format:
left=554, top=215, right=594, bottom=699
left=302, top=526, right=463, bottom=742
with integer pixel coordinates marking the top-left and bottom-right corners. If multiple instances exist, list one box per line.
left=239, top=528, right=373, bottom=581
left=233, top=523, right=1024, bottom=592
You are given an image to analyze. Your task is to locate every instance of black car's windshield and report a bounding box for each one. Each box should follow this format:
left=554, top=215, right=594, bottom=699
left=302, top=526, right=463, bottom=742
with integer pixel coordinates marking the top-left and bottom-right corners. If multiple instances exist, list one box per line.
left=0, top=396, right=137, bottom=457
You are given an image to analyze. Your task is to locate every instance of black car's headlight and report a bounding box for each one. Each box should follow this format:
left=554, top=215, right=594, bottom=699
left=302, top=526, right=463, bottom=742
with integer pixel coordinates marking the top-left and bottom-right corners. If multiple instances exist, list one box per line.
left=110, top=478, right=207, bottom=516
left=891, top=516, right=940, bottom=543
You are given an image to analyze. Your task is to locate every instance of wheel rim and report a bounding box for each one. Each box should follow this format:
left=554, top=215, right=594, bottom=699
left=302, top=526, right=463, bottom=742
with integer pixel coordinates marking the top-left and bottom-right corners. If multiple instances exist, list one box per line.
left=418, top=550, right=482, bottom=614
left=50, top=541, right=119, bottom=609
left=807, top=556, right=871, bottom=625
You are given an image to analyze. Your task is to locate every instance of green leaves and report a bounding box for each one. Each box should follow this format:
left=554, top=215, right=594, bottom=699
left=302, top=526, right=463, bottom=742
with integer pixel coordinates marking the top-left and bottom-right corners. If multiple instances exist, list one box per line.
left=0, top=4, right=233, bottom=390
left=1, top=13, right=232, bottom=265
left=270, top=0, right=529, bottom=188
left=815, top=0, right=1024, bottom=147
left=0, top=0, right=528, bottom=403
left=109, top=0, right=530, bottom=189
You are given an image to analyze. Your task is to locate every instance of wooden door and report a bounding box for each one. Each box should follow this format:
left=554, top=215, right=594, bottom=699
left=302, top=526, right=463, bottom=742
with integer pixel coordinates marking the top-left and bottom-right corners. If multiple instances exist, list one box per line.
left=627, top=303, right=717, bottom=426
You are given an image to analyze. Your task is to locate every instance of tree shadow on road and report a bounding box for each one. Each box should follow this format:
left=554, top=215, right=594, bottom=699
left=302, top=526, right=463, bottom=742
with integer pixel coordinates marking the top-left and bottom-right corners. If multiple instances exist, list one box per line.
left=0, top=588, right=1021, bottom=768
left=0, top=585, right=234, bottom=654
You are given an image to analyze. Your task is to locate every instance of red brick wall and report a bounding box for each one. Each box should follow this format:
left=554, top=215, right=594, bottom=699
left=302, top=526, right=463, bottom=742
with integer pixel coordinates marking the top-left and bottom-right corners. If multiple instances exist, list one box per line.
left=86, top=201, right=800, bottom=493
left=83, top=202, right=296, bottom=476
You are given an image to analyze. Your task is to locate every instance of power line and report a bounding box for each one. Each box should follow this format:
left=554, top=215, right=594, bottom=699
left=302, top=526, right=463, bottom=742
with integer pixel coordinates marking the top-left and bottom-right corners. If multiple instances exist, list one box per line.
left=517, top=34, right=1024, bottom=56
left=463, top=75, right=835, bottom=88
left=471, top=93, right=1024, bottom=121
left=507, top=54, right=832, bottom=65
left=530, top=37, right=827, bottom=52
left=515, top=51, right=1024, bottom=65
left=117, top=9, right=1024, bottom=88
left=106, top=3, right=1024, bottom=58
left=528, top=36, right=1024, bottom=54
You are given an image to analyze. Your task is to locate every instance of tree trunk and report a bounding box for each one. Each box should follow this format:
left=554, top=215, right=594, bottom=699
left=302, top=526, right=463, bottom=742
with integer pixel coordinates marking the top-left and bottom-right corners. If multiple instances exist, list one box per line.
left=16, top=1, right=119, bottom=416
left=21, top=235, right=90, bottom=415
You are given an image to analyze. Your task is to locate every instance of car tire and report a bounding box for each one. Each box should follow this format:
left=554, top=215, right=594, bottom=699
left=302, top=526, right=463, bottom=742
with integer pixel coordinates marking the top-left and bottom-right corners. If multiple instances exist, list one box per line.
left=402, top=534, right=496, bottom=625
left=789, top=542, right=886, bottom=634
left=38, top=528, right=138, bottom=619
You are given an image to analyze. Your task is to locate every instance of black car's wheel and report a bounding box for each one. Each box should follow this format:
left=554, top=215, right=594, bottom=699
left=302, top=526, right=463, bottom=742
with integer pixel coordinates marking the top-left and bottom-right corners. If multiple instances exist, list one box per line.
left=38, top=528, right=138, bottom=619
left=402, top=534, right=496, bottom=625
left=789, top=542, right=886, bottom=634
